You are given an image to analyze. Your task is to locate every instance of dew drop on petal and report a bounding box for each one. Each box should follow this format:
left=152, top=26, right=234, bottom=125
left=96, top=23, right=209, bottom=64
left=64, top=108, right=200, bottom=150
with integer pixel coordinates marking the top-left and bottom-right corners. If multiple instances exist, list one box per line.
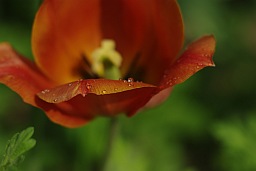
left=102, top=90, right=107, bottom=94
left=86, top=83, right=92, bottom=90
left=68, top=83, right=72, bottom=86
left=127, top=78, right=134, bottom=83
left=53, top=98, right=58, bottom=102
left=41, top=89, right=50, bottom=94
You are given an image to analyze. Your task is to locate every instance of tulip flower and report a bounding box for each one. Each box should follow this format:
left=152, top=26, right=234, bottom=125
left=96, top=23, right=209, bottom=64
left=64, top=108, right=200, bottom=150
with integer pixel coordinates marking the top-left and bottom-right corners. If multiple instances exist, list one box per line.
left=0, top=0, right=215, bottom=128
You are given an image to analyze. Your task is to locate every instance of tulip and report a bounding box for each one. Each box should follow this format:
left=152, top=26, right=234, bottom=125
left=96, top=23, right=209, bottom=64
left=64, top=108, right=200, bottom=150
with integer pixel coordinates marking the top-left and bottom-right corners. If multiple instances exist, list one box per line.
left=0, top=0, right=215, bottom=128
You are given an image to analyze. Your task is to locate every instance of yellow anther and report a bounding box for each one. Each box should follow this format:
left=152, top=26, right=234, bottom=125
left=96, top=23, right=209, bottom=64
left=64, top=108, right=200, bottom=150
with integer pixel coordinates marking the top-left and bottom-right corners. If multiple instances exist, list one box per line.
left=91, top=39, right=122, bottom=79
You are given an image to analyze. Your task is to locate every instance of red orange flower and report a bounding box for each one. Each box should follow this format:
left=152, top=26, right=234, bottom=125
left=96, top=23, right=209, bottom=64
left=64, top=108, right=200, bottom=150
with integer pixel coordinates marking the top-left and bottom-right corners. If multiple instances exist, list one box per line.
left=0, top=0, right=215, bottom=128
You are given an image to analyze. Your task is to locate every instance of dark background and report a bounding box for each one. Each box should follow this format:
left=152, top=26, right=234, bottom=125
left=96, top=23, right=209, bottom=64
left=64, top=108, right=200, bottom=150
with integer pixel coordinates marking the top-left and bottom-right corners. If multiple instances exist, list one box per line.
left=0, top=0, right=256, bottom=170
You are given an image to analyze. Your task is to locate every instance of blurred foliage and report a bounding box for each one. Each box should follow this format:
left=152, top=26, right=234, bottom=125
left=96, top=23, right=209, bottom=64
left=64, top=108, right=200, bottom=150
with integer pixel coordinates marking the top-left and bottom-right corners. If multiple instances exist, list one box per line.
left=0, top=0, right=256, bottom=171
left=0, top=127, right=36, bottom=171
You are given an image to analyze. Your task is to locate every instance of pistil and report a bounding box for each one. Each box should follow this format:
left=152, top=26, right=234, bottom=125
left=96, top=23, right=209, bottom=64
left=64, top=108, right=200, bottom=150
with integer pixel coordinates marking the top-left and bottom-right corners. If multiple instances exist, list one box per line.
left=91, top=39, right=122, bottom=80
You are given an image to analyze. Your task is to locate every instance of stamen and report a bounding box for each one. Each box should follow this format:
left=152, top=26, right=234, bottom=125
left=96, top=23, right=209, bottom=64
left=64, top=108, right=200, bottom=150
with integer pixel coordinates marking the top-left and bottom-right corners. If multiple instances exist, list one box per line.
left=91, top=39, right=122, bottom=80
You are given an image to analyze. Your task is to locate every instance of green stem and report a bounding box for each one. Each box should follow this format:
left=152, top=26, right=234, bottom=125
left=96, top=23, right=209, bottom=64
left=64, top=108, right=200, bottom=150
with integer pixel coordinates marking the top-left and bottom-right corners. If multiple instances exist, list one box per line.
left=98, top=118, right=118, bottom=171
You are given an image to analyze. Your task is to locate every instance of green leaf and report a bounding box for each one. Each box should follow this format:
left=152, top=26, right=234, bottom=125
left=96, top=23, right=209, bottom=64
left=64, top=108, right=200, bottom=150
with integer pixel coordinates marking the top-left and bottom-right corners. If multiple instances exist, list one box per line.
left=0, top=127, right=36, bottom=171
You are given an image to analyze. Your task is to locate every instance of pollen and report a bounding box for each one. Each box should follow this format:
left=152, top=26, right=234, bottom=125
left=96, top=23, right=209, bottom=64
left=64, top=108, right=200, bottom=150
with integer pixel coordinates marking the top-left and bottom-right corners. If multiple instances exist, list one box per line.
left=91, top=39, right=122, bottom=79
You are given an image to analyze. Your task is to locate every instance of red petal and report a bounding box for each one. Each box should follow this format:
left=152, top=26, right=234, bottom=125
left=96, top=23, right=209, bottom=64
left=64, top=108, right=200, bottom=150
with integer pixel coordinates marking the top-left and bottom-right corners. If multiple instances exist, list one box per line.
left=0, top=43, right=90, bottom=127
left=32, top=0, right=184, bottom=85
left=32, top=0, right=101, bottom=84
left=159, top=35, right=216, bottom=90
left=35, top=98, right=91, bottom=128
left=0, top=43, right=51, bottom=105
left=139, top=0, right=184, bottom=84
left=37, top=79, right=156, bottom=118
left=102, top=0, right=184, bottom=84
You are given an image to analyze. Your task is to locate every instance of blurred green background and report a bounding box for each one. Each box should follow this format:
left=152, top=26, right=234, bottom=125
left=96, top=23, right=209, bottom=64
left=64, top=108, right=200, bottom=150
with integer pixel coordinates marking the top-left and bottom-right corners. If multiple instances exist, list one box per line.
left=0, top=0, right=256, bottom=170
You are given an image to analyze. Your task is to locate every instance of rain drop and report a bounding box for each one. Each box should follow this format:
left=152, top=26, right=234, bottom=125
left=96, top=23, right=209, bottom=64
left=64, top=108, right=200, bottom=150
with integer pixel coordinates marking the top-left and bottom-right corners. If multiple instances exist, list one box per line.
left=102, top=90, right=107, bottom=94
left=127, top=78, right=134, bottom=83
left=86, top=83, right=92, bottom=90
left=167, top=80, right=173, bottom=86
left=41, top=89, right=50, bottom=94
left=128, top=83, right=133, bottom=87
left=53, top=99, right=58, bottom=102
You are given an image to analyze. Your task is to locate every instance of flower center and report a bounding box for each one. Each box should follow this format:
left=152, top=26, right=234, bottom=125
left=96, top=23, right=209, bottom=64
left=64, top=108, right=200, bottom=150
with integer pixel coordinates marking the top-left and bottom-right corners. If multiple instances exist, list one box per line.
left=91, top=39, right=122, bottom=80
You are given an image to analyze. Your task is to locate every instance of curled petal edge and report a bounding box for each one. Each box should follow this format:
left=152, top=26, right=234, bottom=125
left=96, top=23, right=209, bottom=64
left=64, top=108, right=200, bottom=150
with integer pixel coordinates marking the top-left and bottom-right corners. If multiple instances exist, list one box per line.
left=146, top=35, right=216, bottom=108
left=0, top=43, right=90, bottom=127
left=159, top=35, right=216, bottom=90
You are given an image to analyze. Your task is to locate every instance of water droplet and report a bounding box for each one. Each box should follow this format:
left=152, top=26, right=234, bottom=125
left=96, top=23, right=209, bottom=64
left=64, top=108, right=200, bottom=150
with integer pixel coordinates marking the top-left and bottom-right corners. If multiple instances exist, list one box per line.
left=102, top=90, right=107, bottom=94
left=127, top=78, right=134, bottom=83
left=68, top=83, right=72, bottom=86
left=167, top=80, right=173, bottom=86
left=41, top=89, right=50, bottom=94
left=53, top=99, right=58, bottom=102
left=128, top=83, right=134, bottom=87
left=196, top=66, right=200, bottom=69
left=114, top=88, right=118, bottom=91
left=82, top=93, right=87, bottom=97
left=86, top=83, right=92, bottom=90
left=123, top=80, right=127, bottom=83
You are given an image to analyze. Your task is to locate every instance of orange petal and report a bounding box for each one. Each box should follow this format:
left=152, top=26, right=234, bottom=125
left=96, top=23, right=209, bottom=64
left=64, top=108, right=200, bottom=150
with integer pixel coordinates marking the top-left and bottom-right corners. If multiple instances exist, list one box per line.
left=33, top=0, right=184, bottom=85
left=100, top=0, right=149, bottom=76
left=32, top=0, right=101, bottom=84
left=118, top=0, right=184, bottom=84
left=159, top=35, right=216, bottom=90
left=0, top=43, right=90, bottom=127
left=0, top=43, right=51, bottom=105
left=35, top=98, right=91, bottom=128
left=37, top=79, right=156, bottom=119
